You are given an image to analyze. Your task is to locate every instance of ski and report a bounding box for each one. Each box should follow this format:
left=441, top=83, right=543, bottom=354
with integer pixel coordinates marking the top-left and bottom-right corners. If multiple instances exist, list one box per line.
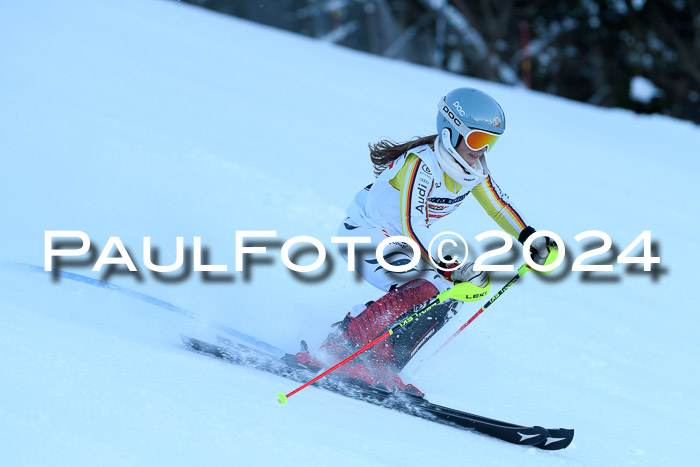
left=181, top=335, right=574, bottom=450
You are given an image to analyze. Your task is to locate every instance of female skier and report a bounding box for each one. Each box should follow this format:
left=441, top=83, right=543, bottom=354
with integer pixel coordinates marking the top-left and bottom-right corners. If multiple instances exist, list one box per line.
left=296, top=88, right=553, bottom=396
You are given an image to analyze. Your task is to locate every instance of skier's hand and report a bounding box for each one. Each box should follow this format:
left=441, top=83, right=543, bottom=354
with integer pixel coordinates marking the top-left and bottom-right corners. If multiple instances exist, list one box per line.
left=530, top=236, right=554, bottom=265
left=450, top=262, right=489, bottom=288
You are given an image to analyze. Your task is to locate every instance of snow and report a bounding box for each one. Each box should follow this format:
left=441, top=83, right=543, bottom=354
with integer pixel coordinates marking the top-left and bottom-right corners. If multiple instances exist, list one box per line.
left=630, top=76, right=661, bottom=103
left=1, top=0, right=699, bottom=465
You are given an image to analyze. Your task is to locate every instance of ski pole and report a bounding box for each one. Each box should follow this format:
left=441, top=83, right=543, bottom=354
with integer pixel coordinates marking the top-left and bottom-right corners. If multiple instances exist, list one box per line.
left=430, top=242, right=561, bottom=360
left=416, top=263, right=531, bottom=369
left=277, top=280, right=489, bottom=404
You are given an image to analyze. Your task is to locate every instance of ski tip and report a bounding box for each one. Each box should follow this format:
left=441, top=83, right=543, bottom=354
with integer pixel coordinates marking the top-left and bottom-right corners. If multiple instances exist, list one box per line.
left=277, top=393, right=288, bottom=405
left=535, top=428, right=575, bottom=450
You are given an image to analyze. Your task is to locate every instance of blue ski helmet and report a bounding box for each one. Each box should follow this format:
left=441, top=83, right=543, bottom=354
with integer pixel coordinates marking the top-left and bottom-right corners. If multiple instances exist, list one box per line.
left=436, top=88, right=506, bottom=148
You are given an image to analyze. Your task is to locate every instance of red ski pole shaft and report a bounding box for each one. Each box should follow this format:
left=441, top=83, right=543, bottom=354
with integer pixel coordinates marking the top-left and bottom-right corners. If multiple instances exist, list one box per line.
left=422, top=263, right=530, bottom=365
left=278, top=329, right=392, bottom=403
left=278, top=292, right=452, bottom=404
left=277, top=280, right=492, bottom=404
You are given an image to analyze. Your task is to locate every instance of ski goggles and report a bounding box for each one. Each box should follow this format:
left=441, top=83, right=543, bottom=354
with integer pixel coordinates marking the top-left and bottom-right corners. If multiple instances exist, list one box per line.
left=462, top=128, right=500, bottom=152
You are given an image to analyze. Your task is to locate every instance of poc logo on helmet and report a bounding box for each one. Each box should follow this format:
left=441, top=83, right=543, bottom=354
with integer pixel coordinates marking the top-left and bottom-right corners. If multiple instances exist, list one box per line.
left=452, top=101, right=466, bottom=116
left=442, top=105, right=462, bottom=127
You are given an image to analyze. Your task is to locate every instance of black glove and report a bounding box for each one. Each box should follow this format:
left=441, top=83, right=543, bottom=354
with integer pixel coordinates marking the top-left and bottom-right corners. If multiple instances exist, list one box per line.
left=520, top=226, right=555, bottom=266
left=530, top=236, right=554, bottom=265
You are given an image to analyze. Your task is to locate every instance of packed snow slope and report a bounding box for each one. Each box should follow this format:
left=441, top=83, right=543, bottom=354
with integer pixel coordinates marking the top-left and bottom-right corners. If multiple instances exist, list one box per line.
left=1, top=0, right=699, bottom=465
